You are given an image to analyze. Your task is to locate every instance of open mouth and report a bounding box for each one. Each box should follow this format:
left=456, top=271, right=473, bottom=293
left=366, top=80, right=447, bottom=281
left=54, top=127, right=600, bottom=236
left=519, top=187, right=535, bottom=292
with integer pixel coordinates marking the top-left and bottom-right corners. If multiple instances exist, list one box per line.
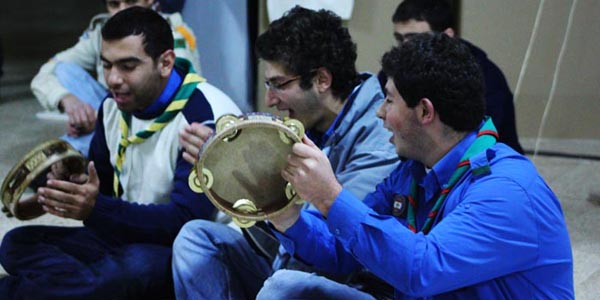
left=113, top=92, right=131, bottom=105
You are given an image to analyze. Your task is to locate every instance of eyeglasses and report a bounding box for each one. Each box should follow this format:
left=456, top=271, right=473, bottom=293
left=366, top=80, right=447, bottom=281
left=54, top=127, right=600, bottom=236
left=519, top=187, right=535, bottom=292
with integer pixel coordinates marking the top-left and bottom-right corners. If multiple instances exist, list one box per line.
left=264, top=76, right=302, bottom=92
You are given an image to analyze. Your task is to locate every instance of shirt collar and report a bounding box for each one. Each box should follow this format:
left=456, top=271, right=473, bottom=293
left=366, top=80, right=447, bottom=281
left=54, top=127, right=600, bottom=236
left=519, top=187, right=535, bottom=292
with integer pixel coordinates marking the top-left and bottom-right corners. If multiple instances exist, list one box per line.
left=307, top=78, right=363, bottom=148
left=132, top=68, right=182, bottom=119
left=421, top=129, right=478, bottom=203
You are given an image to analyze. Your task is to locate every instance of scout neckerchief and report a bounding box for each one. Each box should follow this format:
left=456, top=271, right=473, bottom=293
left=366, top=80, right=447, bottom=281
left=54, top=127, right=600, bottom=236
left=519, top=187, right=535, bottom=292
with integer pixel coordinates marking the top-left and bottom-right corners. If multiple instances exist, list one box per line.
left=113, top=59, right=205, bottom=197
left=406, top=117, right=498, bottom=234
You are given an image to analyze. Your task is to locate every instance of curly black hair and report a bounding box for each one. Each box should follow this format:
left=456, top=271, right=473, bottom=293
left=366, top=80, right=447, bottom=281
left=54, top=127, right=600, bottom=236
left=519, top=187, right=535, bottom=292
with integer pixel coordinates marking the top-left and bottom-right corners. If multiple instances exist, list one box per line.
left=255, top=6, right=359, bottom=101
left=381, top=33, right=485, bottom=132
left=102, top=6, right=173, bottom=60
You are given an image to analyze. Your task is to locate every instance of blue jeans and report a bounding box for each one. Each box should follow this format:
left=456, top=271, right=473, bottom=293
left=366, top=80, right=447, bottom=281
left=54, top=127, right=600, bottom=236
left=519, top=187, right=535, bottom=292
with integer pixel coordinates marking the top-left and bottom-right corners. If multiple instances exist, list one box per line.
left=54, top=62, right=107, bottom=157
left=172, top=220, right=271, bottom=300
left=0, top=226, right=174, bottom=300
left=257, top=269, right=375, bottom=300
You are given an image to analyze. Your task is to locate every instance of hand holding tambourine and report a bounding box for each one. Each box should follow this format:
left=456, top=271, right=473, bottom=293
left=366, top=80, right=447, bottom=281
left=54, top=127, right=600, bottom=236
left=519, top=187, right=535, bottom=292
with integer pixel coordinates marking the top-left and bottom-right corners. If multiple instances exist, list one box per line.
left=1, top=140, right=87, bottom=220
left=187, top=113, right=305, bottom=228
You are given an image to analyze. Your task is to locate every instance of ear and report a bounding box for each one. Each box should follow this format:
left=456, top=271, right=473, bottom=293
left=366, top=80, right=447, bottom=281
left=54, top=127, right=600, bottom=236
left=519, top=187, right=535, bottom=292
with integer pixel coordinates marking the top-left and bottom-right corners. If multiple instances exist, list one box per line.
left=313, top=67, right=333, bottom=93
left=443, top=27, right=455, bottom=38
left=158, top=49, right=176, bottom=78
left=417, top=98, right=436, bottom=124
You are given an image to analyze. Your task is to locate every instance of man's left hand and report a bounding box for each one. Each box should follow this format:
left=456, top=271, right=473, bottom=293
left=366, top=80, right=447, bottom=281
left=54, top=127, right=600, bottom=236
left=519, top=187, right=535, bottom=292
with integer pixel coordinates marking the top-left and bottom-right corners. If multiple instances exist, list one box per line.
left=281, top=136, right=342, bottom=217
left=37, top=162, right=99, bottom=220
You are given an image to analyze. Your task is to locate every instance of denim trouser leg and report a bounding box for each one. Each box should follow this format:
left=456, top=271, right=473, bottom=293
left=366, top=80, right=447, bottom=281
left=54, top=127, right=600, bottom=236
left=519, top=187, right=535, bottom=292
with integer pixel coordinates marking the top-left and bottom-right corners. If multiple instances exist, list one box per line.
left=60, top=132, right=94, bottom=158
left=54, top=62, right=107, bottom=157
left=0, top=225, right=173, bottom=300
left=53, top=62, right=106, bottom=110
left=172, top=220, right=271, bottom=300
left=256, top=269, right=376, bottom=300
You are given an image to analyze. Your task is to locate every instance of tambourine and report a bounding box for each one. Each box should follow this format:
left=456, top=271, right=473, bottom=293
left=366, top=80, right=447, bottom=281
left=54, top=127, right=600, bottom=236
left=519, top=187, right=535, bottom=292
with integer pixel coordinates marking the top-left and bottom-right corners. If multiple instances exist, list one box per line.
left=1, top=140, right=86, bottom=220
left=188, top=113, right=305, bottom=228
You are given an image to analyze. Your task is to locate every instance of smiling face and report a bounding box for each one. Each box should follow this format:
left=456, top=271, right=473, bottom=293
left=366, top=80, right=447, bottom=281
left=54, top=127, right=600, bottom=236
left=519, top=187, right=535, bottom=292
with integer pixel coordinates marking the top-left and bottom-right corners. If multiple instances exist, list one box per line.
left=101, top=35, right=167, bottom=113
left=377, top=78, right=427, bottom=160
left=263, top=61, right=325, bottom=131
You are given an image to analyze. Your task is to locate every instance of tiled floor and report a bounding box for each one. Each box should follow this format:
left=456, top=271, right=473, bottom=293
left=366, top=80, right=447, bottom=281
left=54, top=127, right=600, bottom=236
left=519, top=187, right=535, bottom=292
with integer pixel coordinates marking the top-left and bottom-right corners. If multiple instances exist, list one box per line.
left=1, top=62, right=599, bottom=298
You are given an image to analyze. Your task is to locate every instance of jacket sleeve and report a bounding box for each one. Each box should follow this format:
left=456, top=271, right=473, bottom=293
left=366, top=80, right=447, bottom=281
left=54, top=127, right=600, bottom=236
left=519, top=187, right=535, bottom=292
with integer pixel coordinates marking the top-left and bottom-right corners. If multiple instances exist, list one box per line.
left=31, top=25, right=101, bottom=110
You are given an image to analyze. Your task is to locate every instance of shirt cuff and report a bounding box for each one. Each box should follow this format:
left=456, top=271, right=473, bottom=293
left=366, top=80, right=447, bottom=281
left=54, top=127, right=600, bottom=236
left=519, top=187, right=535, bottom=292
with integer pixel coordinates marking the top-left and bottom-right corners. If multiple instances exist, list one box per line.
left=326, top=188, right=371, bottom=251
left=83, top=193, right=117, bottom=228
left=270, top=209, right=324, bottom=257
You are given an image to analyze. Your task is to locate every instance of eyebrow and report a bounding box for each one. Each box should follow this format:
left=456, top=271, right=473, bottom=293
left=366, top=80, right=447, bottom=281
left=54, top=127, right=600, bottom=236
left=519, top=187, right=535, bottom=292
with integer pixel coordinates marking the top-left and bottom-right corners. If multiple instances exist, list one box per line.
left=100, top=55, right=143, bottom=65
left=264, top=75, right=287, bottom=82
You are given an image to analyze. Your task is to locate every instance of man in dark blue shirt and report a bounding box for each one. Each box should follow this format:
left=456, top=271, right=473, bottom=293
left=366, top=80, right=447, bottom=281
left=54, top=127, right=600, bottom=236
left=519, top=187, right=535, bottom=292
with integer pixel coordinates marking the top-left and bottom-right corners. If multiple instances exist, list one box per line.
left=379, top=0, right=524, bottom=154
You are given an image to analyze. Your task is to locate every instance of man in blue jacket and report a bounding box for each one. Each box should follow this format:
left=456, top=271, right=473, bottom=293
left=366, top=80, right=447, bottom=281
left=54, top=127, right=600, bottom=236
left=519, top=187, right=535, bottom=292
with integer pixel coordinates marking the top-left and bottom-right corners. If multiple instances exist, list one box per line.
left=380, top=0, right=524, bottom=154
left=0, top=7, right=240, bottom=300
left=172, top=6, right=399, bottom=300
left=258, top=32, right=574, bottom=300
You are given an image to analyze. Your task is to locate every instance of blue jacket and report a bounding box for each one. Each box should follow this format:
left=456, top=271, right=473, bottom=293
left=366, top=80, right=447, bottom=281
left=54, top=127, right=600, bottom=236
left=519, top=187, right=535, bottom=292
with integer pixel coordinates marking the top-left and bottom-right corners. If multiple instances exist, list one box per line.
left=312, top=73, right=399, bottom=199
left=275, top=127, right=573, bottom=299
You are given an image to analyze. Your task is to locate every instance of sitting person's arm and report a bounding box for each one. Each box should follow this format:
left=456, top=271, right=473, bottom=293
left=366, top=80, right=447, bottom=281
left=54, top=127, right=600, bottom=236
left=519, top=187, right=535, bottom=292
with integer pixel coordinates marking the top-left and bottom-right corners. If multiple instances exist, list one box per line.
left=31, top=17, right=104, bottom=134
left=37, top=105, right=215, bottom=246
left=82, top=106, right=214, bottom=245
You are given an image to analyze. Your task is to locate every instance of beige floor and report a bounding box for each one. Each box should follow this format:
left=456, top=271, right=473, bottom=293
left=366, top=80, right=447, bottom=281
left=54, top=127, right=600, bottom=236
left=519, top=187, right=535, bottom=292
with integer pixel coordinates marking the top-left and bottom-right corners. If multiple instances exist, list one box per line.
left=1, top=61, right=599, bottom=298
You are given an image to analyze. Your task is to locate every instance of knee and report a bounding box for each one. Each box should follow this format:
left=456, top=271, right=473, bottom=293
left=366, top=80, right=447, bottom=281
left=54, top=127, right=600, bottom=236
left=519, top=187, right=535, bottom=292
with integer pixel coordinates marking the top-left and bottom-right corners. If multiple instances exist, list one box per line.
left=172, top=220, right=220, bottom=270
left=173, top=220, right=215, bottom=255
left=171, top=220, right=219, bottom=277
left=257, top=269, right=309, bottom=300
left=0, top=227, right=38, bottom=271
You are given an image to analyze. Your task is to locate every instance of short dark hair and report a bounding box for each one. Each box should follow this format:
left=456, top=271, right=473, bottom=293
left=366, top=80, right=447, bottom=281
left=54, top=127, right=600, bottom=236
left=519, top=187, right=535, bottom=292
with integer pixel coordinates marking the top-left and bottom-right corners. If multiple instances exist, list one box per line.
left=381, top=33, right=485, bottom=132
left=392, top=0, right=455, bottom=32
left=101, top=6, right=173, bottom=60
left=255, top=6, right=359, bottom=101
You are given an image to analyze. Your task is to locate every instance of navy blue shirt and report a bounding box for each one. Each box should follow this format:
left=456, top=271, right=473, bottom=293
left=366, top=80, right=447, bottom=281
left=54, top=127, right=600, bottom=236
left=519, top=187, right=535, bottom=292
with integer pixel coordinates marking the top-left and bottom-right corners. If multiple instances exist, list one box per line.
left=378, top=39, right=524, bottom=154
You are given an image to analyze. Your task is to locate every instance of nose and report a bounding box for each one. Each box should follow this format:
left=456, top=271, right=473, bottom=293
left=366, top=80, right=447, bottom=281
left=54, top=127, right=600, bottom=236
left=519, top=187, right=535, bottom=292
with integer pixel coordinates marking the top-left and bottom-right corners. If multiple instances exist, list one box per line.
left=264, top=89, right=279, bottom=108
left=376, top=101, right=385, bottom=120
left=105, top=68, right=123, bottom=88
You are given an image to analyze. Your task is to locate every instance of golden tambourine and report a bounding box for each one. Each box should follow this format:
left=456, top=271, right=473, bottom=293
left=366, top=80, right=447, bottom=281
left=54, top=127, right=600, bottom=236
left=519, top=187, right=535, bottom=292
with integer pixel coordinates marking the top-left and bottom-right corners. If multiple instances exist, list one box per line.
left=1, top=140, right=86, bottom=220
left=188, top=113, right=305, bottom=228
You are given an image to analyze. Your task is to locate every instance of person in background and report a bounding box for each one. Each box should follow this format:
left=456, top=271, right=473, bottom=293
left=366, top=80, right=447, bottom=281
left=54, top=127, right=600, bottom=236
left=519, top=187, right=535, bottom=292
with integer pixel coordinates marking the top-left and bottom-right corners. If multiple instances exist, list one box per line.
left=0, top=7, right=240, bottom=299
left=156, top=0, right=185, bottom=13
left=172, top=6, right=399, bottom=300
left=382, top=0, right=524, bottom=154
left=30, top=0, right=200, bottom=157
left=256, top=32, right=573, bottom=300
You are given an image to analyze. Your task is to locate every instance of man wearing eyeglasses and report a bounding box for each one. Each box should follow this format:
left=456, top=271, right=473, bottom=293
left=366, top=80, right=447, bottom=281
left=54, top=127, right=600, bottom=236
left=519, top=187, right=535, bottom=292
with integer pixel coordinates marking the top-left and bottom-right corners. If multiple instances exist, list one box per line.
left=173, top=6, right=400, bottom=300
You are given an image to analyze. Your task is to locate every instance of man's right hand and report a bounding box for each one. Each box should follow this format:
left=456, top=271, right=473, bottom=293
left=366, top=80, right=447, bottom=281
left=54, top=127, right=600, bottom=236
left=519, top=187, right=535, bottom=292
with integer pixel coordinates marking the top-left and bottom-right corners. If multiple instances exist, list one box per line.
left=59, top=94, right=96, bottom=136
left=179, top=123, right=213, bottom=165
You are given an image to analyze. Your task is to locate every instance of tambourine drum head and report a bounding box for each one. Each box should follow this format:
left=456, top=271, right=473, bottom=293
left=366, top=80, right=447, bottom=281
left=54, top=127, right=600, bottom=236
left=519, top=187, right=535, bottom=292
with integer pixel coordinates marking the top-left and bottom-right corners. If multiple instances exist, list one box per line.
left=1, top=140, right=86, bottom=220
left=196, top=115, right=304, bottom=223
